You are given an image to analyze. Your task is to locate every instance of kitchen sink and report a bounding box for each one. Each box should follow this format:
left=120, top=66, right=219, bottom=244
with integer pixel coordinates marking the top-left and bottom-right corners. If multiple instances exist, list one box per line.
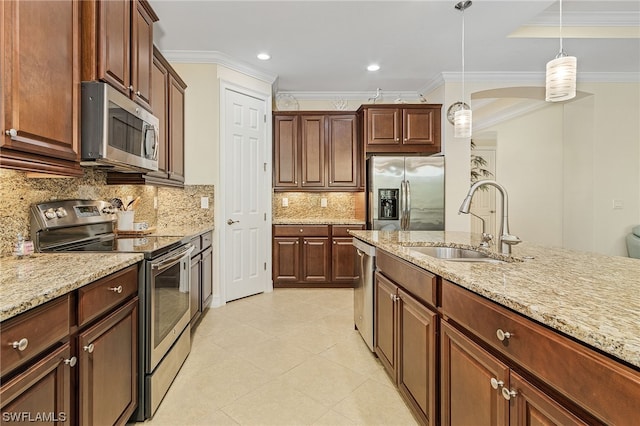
left=408, top=246, right=505, bottom=263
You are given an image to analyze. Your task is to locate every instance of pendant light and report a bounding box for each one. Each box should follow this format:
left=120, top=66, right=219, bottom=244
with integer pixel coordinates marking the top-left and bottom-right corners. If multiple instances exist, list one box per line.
left=545, top=0, right=577, bottom=102
left=454, top=1, right=472, bottom=138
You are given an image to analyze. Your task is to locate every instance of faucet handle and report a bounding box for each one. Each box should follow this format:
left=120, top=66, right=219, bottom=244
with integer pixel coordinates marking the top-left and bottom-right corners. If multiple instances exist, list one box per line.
left=479, top=233, right=493, bottom=248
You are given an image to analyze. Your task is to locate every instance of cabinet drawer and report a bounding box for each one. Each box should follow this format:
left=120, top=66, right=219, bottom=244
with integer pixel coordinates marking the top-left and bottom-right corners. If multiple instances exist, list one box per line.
left=376, top=250, right=437, bottom=308
left=441, top=280, right=640, bottom=424
left=201, top=231, right=212, bottom=249
left=1, top=295, right=70, bottom=376
left=274, top=225, right=329, bottom=237
left=331, top=224, right=363, bottom=237
left=77, top=265, right=138, bottom=327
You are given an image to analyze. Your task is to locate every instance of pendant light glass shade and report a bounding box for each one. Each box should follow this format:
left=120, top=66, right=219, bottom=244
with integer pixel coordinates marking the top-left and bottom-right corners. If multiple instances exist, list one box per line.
left=454, top=108, right=472, bottom=138
left=545, top=0, right=576, bottom=102
left=545, top=54, right=577, bottom=101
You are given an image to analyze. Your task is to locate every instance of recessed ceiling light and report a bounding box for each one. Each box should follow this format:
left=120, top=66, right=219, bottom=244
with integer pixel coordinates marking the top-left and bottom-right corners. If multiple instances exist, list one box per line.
left=367, top=64, right=380, bottom=72
left=257, top=53, right=271, bottom=61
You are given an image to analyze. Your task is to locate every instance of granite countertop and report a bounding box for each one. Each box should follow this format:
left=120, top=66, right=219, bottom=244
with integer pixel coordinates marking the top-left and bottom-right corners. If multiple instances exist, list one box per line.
left=350, top=230, right=640, bottom=369
left=152, top=225, right=214, bottom=239
left=273, top=218, right=366, bottom=225
left=0, top=253, right=143, bottom=322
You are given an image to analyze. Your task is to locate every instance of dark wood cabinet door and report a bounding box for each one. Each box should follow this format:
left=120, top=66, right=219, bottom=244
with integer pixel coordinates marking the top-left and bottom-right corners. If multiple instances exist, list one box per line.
left=403, top=108, right=438, bottom=146
left=375, top=272, right=398, bottom=382
left=510, top=372, right=587, bottom=426
left=301, top=237, right=330, bottom=281
left=148, top=48, right=169, bottom=177
left=131, top=0, right=154, bottom=110
left=1, top=344, right=71, bottom=425
left=328, top=115, right=358, bottom=188
left=273, top=237, right=300, bottom=283
left=78, top=298, right=138, bottom=426
left=97, top=0, right=131, bottom=96
left=441, top=321, right=509, bottom=426
left=366, top=108, right=400, bottom=145
left=273, top=115, right=299, bottom=188
left=190, top=254, right=201, bottom=323
left=168, top=74, right=185, bottom=183
left=201, top=246, right=214, bottom=310
left=331, top=237, right=358, bottom=283
left=1, top=0, right=82, bottom=176
left=398, top=289, right=438, bottom=425
left=300, top=115, right=325, bottom=188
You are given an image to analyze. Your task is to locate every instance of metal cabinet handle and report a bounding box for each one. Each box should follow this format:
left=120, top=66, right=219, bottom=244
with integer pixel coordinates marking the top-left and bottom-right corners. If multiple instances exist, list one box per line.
left=83, top=343, right=95, bottom=353
left=501, top=387, right=517, bottom=400
left=108, top=285, right=123, bottom=294
left=64, top=356, right=77, bottom=367
left=496, top=329, right=512, bottom=341
left=227, top=219, right=239, bottom=225
left=490, top=377, right=504, bottom=390
left=5, top=128, right=18, bottom=137
left=11, top=338, right=28, bottom=351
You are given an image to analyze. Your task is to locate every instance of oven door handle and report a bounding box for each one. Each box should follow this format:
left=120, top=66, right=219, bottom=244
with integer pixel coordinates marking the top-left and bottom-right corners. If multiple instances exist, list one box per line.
left=151, top=244, right=195, bottom=272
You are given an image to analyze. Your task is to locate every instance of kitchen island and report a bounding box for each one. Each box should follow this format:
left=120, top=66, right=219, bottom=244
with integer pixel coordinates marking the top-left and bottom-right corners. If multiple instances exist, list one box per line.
left=351, top=230, right=640, bottom=425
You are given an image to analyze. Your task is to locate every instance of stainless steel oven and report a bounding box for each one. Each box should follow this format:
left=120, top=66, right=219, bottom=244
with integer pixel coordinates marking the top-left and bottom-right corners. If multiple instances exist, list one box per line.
left=30, top=199, right=194, bottom=421
left=144, top=243, right=193, bottom=417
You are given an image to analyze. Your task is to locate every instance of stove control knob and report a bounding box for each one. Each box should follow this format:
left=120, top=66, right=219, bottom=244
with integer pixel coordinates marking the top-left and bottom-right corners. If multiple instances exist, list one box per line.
left=44, top=208, right=57, bottom=219
left=55, top=207, right=67, bottom=218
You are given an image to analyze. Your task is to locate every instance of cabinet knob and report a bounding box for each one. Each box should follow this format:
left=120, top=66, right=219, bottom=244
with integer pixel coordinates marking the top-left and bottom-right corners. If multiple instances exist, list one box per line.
left=5, top=128, right=17, bottom=137
left=304, top=241, right=308, bottom=244
left=10, top=338, right=28, bottom=351
left=83, top=343, right=95, bottom=353
left=135, top=91, right=141, bottom=96
left=501, top=387, right=517, bottom=400
left=496, top=329, right=512, bottom=341
left=389, top=294, right=400, bottom=302
left=129, top=85, right=134, bottom=92
left=300, top=229, right=303, bottom=233
left=64, top=356, right=77, bottom=367
left=395, top=138, right=399, bottom=141
left=490, top=377, right=504, bottom=390
left=108, top=285, right=123, bottom=294
left=404, top=138, right=407, bottom=142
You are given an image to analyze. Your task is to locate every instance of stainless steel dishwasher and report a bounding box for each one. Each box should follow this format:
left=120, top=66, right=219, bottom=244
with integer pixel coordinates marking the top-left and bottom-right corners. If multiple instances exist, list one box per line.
left=353, top=238, right=376, bottom=352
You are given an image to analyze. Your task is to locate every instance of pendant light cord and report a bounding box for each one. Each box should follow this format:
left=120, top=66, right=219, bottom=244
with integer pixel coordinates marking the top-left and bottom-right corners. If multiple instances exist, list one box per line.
left=461, top=6, right=465, bottom=102
left=559, top=0, right=564, bottom=56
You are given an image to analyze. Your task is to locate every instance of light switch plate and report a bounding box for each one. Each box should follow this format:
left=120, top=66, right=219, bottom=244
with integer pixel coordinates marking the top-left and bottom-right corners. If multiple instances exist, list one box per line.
left=613, top=199, right=624, bottom=209
left=201, top=197, right=209, bottom=209
left=321, top=198, right=328, bottom=208
left=282, top=197, right=289, bottom=207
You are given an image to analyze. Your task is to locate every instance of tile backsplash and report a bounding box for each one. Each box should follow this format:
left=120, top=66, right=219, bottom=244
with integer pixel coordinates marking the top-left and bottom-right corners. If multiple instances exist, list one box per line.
left=273, top=192, right=365, bottom=221
left=0, top=169, right=214, bottom=257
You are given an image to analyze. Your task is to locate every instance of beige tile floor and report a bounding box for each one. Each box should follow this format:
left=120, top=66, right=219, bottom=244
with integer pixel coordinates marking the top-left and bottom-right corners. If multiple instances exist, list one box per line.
left=134, top=288, right=418, bottom=426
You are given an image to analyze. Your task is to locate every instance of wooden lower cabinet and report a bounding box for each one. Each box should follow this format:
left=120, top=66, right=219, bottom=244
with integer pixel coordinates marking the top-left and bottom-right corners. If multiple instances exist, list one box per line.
left=441, top=321, right=587, bottom=426
left=78, top=298, right=138, bottom=426
left=375, top=271, right=438, bottom=425
left=190, top=231, right=214, bottom=327
left=0, top=344, right=72, bottom=424
left=273, top=224, right=362, bottom=287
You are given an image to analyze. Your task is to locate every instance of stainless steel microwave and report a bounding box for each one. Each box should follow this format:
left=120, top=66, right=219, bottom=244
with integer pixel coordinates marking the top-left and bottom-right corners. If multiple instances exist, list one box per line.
left=80, top=82, right=159, bottom=172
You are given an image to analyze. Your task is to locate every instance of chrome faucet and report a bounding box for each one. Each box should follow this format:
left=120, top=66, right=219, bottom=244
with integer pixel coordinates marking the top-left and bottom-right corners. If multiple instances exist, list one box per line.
left=468, top=211, right=493, bottom=248
left=459, top=180, right=521, bottom=255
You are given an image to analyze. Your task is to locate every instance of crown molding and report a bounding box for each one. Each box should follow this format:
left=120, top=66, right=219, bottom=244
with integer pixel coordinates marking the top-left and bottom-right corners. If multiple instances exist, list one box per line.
left=275, top=90, right=421, bottom=101
left=160, top=50, right=278, bottom=84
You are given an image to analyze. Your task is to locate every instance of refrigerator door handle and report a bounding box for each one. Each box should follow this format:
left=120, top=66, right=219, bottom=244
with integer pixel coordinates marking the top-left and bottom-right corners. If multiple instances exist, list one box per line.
left=406, top=180, right=411, bottom=229
left=400, top=180, right=407, bottom=230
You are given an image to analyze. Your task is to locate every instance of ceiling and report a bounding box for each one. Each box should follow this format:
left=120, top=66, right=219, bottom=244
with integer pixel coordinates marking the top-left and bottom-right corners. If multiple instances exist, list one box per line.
left=150, top=0, right=640, bottom=96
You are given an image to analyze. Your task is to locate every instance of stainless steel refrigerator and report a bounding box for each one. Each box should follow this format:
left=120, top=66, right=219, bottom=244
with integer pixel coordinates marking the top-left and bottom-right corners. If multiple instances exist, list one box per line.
left=367, top=155, right=445, bottom=231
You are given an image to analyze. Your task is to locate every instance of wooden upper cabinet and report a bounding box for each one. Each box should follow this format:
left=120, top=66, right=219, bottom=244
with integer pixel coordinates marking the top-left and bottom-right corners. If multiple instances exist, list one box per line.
left=300, top=116, right=325, bottom=188
left=273, top=112, right=360, bottom=191
left=149, top=50, right=169, bottom=177
left=168, top=73, right=186, bottom=183
left=328, top=115, right=358, bottom=188
left=359, top=104, right=442, bottom=154
left=82, top=0, right=158, bottom=110
left=0, top=0, right=83, bottom=176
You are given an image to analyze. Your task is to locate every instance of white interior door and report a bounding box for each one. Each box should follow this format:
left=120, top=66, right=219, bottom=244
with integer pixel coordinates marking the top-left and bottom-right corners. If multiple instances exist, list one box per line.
left=470, top=149, right=497, bottom=237
left=223, top=89, right=268, bottom=301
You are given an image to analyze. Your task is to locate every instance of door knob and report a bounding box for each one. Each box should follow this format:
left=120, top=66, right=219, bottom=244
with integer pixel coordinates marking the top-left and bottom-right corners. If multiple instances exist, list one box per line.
left=227, top=219, right=239, bottom=225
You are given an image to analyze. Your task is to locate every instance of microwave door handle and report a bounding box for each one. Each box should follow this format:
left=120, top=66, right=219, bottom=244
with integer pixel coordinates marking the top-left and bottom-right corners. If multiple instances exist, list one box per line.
left=152, top=124, right=159, bottom=161
left=151, top=244, right=195, bottom=272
